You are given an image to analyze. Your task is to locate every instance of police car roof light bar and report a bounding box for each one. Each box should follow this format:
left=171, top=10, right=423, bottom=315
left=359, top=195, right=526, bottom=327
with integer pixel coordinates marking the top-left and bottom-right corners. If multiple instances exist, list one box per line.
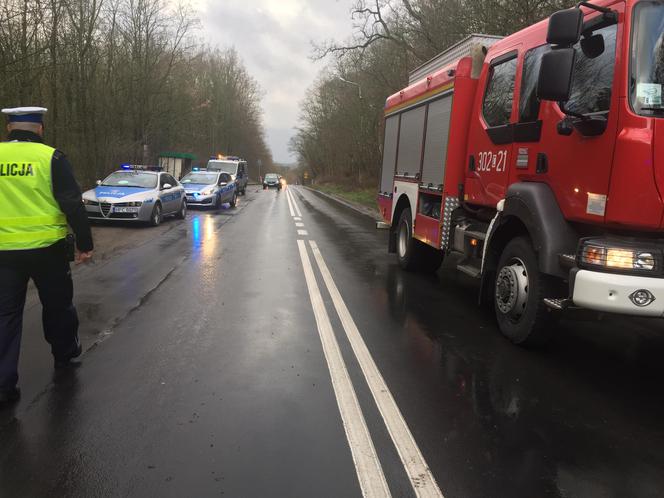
left=120, top=164, right=162, bottom=172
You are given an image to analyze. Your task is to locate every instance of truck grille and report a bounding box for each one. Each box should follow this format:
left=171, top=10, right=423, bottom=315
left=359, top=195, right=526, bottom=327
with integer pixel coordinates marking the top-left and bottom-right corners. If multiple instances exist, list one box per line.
left=100, top=202, right=112, bottom=217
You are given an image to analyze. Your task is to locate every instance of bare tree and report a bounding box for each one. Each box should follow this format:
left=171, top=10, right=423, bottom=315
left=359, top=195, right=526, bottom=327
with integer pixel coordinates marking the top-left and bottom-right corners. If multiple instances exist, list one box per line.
left=0, top=0, right=274, bottom=183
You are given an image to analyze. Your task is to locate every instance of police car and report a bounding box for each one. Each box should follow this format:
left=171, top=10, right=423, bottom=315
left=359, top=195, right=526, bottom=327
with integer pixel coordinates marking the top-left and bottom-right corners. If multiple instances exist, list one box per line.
left=180, top=169, right=237, bottom=209
left=206, top=157, right=248, bottom=195
left=82, top=166, right=187, bottom=226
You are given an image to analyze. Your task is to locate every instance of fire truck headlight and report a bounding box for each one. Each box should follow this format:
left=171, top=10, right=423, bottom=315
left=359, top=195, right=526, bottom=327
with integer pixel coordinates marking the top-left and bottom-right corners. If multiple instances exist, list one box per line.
left=635, top=252, right=656, bottom=271
left=579, top=242, right=658, bottom=272
left=581, top=245, right=605, bottom=266
left=605, top=248, right=634, bottom=269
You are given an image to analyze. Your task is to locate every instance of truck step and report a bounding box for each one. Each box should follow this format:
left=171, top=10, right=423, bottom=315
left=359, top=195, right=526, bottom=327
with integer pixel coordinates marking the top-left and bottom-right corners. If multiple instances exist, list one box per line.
left=543, top=298, right=573, bottom=311
left=457, top=263, right=481, bottom=279
left=558, top=253, right=576, bottom=269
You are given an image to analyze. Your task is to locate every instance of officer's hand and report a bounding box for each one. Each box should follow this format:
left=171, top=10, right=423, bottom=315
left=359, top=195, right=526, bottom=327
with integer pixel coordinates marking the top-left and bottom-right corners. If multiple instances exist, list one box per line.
left=75, top=250, right=93, bottom=265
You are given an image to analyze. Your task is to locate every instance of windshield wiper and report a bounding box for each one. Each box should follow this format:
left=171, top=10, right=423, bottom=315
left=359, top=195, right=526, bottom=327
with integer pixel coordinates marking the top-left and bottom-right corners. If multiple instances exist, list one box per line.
left=639, top=107, right=664, bottom=112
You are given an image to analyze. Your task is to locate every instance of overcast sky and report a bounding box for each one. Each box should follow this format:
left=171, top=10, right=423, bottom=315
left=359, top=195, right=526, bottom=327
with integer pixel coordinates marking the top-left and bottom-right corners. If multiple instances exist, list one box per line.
left=192, top=0, right=356, bottom=163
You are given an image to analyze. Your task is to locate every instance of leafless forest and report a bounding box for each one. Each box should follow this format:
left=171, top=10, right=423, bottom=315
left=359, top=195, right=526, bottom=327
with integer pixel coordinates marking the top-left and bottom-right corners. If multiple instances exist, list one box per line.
left=0, top=0, right=274, bottom=184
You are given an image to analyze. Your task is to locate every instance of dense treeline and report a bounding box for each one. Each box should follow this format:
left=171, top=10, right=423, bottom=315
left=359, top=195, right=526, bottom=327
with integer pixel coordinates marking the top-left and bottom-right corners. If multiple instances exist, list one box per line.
left=0, top=0, right=273, bottom=184
left=291, top=0, right=575, bottom=187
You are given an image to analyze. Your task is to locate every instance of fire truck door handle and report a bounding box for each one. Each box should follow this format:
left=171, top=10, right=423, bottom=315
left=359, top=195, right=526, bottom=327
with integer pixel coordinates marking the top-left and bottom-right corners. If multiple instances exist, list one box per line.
left=536, top=153, right=548, bottom=174
left=469, top=155, right=476, bottom=172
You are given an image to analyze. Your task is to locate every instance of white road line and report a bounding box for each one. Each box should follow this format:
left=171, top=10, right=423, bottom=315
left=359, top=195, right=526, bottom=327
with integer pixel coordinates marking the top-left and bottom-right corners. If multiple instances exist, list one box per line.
left=297, top=240, right=392, bottom=498
left=288, top=188, right=303, bottom=217
left=285, top=187, right=295, bottom=217
left=294, top=217, right=302, bottom=221
left=296, top=222, right=305, bottom=228
left=297, top=229, right=308, bottom=236
left=309, top=240, right=444, bottom=498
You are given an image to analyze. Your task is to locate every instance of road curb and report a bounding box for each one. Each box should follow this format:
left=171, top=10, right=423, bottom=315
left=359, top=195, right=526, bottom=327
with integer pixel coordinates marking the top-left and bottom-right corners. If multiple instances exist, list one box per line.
left=303, top=186, right=381, bottom=221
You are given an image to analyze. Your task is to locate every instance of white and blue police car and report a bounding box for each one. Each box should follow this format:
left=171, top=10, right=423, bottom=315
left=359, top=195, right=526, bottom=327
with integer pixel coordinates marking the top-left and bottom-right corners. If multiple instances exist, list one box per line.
left=82, top=165, right=187, bottom=226
left=180, top=169, right=237, bottom=209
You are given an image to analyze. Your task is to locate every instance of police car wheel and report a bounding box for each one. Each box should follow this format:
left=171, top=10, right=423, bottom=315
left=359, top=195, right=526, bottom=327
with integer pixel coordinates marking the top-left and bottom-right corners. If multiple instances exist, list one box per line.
left=230, top=192, right=237, bottom=208
left=150, top=203, right=162, bottom=227
left=176, top=200, right=187, bottom=219
left=214, top=194, right=221, bottom=210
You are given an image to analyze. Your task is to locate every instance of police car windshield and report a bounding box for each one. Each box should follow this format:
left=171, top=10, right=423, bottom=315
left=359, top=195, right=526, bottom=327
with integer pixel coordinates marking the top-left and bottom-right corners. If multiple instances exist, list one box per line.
left=181, top=172, right=218, bottom=185
left=265, top=174, right=278, bottom=180
left=102, top=171, right=157, bottom=188
left=207, top=160, right=237, bottom=175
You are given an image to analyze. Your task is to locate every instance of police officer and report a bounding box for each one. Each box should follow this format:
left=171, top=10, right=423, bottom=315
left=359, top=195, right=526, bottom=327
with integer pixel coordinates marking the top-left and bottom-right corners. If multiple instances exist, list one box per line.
left=0, top=106, right=93, bottom=407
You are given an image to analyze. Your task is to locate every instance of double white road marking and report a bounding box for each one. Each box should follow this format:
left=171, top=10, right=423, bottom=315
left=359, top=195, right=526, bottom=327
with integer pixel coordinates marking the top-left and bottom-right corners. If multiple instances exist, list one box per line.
left=298, top=239, right=391, bottom=497
left=286, top=187, right=302, bottom=218
left=288, top=187, right=443, bottom=498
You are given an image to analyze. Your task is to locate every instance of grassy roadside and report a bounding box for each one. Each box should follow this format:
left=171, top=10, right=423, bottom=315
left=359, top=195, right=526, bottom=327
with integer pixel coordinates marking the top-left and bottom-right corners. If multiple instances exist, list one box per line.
left=309, top=183, right=376, bottom=210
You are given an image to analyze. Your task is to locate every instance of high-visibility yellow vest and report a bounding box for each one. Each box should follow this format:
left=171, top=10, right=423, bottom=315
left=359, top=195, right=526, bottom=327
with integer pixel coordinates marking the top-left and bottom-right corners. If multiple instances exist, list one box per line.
left=0, top=141, right=67, bottom=250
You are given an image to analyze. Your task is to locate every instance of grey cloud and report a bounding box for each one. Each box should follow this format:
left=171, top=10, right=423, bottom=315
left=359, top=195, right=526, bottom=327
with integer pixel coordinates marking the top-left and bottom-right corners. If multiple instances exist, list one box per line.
left=199, top=0, right=354, bottom=162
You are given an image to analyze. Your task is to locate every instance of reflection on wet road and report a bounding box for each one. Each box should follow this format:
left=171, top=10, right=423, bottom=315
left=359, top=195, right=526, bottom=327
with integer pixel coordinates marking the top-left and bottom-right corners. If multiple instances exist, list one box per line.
left=1, top=186, right=663, bottom=497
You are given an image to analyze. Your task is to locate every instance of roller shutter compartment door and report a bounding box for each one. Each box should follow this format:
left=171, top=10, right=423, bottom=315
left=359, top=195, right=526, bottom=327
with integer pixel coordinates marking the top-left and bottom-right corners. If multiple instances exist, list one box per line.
left=396, top=106, right=426, bottom=177
left=380, top=115, right=399, bottom=194
left=421, top=96, right=453, bottom=187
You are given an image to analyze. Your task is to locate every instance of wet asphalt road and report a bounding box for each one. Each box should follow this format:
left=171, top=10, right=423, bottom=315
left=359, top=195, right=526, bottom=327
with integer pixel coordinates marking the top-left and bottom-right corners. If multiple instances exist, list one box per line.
left=1, top=186, right=664, bottom=497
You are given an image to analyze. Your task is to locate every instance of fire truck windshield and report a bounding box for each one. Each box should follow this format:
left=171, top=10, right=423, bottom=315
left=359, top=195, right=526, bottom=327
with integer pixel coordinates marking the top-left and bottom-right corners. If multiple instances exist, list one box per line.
left=631, top=1, right=664, bottom=115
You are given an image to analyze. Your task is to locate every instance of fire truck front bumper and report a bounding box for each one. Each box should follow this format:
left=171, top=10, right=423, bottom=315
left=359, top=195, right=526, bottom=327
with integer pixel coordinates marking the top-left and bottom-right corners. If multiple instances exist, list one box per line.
left=572, top=270, right=664, bottom=317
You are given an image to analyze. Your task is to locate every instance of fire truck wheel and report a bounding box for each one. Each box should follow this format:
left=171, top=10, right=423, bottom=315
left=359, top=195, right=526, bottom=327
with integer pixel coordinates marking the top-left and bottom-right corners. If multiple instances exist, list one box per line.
left=396, top=208, right=443, bottom=272
left=396, top=208, right=417, bottom=270
left=494, top=236, right=556, bottom=346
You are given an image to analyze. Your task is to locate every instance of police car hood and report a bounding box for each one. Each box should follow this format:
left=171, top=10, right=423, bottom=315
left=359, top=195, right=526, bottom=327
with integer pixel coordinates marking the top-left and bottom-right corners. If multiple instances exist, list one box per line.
left=88, top=186, right=153, bottom=201
left=183, top=183, right=213, bottom=192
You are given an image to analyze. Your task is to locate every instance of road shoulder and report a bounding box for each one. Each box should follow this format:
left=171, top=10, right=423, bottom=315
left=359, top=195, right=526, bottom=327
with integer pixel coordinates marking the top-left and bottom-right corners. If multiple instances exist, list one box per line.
left=304, top=186, right=380, bottom=221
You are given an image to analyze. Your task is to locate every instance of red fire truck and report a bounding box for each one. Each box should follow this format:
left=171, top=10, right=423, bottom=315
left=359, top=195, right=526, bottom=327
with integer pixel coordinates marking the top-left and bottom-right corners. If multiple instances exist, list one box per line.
left=378, top=0, right=664, bottom=345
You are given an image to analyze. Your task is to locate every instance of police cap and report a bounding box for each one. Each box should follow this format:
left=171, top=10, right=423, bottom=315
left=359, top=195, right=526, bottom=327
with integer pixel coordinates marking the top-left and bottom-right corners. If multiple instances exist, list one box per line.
left=1, top=106, right=48, bottom=123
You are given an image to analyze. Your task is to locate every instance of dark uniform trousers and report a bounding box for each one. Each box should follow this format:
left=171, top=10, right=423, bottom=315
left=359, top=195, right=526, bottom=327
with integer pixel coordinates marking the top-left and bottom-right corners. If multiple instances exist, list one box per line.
left=0, top=240, right=80, bottom=390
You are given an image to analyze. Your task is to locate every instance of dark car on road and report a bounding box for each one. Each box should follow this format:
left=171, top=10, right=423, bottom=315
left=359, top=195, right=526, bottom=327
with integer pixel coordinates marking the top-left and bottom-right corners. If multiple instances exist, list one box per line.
left=263, top=173, right=281, bottom=190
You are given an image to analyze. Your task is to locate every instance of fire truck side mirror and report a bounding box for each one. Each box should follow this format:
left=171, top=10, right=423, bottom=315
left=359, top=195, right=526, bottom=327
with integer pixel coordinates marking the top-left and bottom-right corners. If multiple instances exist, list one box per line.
left=537, top=48, right=576, bottom=103
left=547, top=8, right=583, bottom=46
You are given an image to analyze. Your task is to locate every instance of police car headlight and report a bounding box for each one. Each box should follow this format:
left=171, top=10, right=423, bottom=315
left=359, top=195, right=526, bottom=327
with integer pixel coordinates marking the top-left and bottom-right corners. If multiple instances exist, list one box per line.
left=201, top=188, right=215, bottom=196
left=579, top=241, right=659, bottom=272
left=83, top=198, right=92, bottom=205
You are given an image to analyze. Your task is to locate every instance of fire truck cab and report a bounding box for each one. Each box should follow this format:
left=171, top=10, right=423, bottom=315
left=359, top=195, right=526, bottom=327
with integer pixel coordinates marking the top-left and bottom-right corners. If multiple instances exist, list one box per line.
left=378, top=0, right=664, bottom=345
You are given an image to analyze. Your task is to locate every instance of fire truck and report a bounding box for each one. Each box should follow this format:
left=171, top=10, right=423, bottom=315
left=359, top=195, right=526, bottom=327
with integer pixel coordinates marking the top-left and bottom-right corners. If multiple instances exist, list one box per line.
left=378, top=0, right=664, bottom=345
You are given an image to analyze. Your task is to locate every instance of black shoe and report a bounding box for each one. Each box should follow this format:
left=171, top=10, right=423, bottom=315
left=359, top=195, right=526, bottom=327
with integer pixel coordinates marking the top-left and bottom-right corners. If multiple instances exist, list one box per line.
left=54, top=343, right=83, bottom=370
left=0, top=387, right=20, bottom=406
